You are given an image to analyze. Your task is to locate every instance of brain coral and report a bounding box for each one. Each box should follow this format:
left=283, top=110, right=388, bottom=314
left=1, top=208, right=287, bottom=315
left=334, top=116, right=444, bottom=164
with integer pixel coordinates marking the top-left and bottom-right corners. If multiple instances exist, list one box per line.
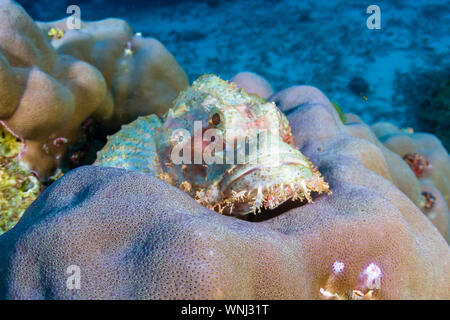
left=0, top=0, right=188, bottom=180
left=0, top=82, right=448, bottom=299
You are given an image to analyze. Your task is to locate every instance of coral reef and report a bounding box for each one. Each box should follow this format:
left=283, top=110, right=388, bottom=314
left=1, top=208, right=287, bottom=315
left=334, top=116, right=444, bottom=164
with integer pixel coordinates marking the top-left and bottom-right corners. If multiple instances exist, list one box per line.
left=16, top=0, right=450, bottom=132
left=95, top=75, right=330, bottom=216
left=229, top=71, right=274, bottom=99
left=0, top=124, right=41, bottom=235
left=0, top=0, right=106, bottom=179
left=38, top=17, right=189, bottom=131
left=0, top=83, right=448, bottom=299
left=0, top=1, right=448, bottom=300
left=331, top=102, right=347, bottom=124
left=370, top=122, right=449, bottom=238
left=0, top=0, right=188, bottom=180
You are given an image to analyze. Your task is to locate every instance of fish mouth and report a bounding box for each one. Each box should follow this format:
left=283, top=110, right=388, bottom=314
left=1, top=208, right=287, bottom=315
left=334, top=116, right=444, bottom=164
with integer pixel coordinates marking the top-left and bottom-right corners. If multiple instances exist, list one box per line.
left=215, top=153, right=329, bottom=216
left=221, top=154, right=312, bottom=190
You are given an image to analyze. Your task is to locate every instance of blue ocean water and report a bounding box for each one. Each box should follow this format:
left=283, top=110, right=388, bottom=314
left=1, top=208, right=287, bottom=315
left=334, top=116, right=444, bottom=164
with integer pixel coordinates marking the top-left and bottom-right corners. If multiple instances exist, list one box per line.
left=18, top=0, right=450, bottom=142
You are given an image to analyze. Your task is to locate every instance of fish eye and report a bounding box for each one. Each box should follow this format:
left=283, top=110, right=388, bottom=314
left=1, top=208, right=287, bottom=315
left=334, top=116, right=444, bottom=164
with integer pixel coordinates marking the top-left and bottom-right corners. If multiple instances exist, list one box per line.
left=209, top=112, right=222, bottom=126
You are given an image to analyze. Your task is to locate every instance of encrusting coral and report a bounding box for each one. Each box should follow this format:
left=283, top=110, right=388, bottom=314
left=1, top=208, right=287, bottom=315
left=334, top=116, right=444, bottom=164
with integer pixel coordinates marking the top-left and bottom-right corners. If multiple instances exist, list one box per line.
left=95, top=74, right=330, bottom=216
left=0, top=76, right=448, bottom=299
left=0, top=124, right=41, bottom=235
left=0, top=0, right=188, bottom=181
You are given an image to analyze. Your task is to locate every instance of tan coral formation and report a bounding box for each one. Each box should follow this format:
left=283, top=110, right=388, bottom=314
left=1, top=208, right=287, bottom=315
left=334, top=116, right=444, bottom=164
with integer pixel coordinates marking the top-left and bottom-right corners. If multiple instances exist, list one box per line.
left=343, top=114, right=423, bottom=208
left=371, top=122, right=449, bottom=204
left=38, top=18, right=189, bottom=131
left=0, top=0, right=106, bottom=178
left=0, top=0, right=188, bottom=180
left=370, top=122, right=450, bottom=239
left=0, top=83, right=448, bottom=299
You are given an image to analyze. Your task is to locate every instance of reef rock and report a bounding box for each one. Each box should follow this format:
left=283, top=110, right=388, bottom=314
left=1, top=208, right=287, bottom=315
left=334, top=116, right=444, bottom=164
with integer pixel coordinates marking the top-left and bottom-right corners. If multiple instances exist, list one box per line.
left=0, top=84, right=449, bottom=299
left=0, top=0, right=106, bottom=179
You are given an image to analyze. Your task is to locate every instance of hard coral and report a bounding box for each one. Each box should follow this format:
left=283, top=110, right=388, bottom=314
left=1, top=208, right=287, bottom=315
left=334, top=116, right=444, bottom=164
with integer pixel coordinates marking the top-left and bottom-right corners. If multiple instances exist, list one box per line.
left=230, top=71, right=274, bottom=99
left=0, top=0, right=106, bottom=179
left=38, top=17, right=189, bottom=132
left=0, top=0, right=188, bottom=180
left=0, top=85, right=448, bottom=299
left=370, top=122, right=450, bottom=239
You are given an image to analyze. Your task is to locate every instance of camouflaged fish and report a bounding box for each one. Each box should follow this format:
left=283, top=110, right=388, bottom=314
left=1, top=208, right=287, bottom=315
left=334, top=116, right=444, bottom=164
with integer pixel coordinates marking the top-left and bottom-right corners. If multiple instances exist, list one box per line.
left=95, top=74, right=330, bottom=217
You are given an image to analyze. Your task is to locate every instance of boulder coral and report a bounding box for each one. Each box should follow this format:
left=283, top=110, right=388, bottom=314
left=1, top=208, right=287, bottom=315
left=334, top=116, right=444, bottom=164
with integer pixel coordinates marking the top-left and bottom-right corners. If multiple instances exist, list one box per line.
left=271, top=87, right=449, bottom=242
left=0, top=0, right=188, bottom=180
left=0, top=82, right=448, bottom=299
left=94, top=74, right=330, bottom=217
left=0, top=0, right=106, bottom=179
left=38, top=17, right=189, bottom=132
left=230, top=71, right=274, bottom=99
left=370, top=122, right=450, bottom=239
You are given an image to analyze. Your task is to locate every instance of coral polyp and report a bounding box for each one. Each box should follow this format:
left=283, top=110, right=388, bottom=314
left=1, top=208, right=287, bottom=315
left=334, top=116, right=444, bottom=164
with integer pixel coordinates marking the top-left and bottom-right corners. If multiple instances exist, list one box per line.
left=403, top=153, right=431, bottom=177
left=421, top=191, right=436, bottom=210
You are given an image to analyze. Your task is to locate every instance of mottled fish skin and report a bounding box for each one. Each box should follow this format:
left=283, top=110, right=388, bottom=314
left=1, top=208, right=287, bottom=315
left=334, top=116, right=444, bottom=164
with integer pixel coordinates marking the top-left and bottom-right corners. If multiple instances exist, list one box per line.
left=95, top=114, right=162, bottom=175
left=94, top=75, right=330, bottom=217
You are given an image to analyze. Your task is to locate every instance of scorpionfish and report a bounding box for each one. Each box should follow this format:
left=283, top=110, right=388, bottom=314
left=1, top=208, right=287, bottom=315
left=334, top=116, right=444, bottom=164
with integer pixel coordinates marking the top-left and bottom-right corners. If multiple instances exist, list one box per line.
left=95, top=74, right=330, bottom=217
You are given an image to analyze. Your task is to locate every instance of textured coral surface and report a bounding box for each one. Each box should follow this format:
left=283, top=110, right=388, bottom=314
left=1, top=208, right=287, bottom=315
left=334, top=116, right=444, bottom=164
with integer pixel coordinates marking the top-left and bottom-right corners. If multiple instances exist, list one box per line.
left=0, top=83, right=448, bottom=299
left=38, top=17, right=189, bottom=131
left=230, top=71, right=274, bottom=100
left=0, top=0, right=188, bottom=180
left=0, top=0, right=448, bottom=299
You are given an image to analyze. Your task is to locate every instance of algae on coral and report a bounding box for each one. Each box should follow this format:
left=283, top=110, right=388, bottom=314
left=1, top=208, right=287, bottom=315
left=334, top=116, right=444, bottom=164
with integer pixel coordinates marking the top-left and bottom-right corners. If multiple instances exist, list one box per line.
left=0, top=124, right=41, bottom=234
